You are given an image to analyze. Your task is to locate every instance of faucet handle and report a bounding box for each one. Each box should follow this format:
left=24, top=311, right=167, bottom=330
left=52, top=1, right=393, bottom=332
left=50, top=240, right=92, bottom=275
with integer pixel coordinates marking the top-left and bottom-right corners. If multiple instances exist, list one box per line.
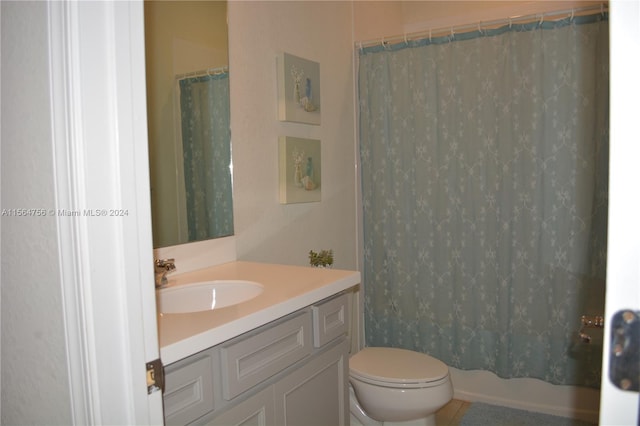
left=155, top=258, right=176, bottom=271
left=154, top=259, right=176, bottom=289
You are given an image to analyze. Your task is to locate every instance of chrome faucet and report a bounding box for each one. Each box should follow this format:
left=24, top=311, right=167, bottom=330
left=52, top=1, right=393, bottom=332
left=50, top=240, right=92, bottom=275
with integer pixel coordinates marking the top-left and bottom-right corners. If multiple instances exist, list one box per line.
left=154, top=258, right=176, bottom=288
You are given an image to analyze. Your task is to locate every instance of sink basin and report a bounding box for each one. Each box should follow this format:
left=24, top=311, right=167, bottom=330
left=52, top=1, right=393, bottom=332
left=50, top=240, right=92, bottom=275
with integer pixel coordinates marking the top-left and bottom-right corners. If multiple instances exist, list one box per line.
left=157, top=280, right=264, bottom=314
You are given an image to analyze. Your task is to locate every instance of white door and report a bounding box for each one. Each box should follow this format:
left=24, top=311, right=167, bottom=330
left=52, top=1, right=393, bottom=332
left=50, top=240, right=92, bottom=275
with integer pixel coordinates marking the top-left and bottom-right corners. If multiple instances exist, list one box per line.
left=599, top=1, right=640, bottom=425
left=50, top=1, right=164, bottom=423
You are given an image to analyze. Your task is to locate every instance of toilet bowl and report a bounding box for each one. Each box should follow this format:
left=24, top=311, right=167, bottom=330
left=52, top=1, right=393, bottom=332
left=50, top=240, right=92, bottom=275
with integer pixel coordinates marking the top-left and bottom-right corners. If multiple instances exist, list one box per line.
left=349, top=347, right=453, bottom=426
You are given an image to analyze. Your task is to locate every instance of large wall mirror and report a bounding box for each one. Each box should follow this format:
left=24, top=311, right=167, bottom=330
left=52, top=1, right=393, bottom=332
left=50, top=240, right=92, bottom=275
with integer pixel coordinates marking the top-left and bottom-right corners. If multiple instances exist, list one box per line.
left=144, top=0, right=233, bottom=248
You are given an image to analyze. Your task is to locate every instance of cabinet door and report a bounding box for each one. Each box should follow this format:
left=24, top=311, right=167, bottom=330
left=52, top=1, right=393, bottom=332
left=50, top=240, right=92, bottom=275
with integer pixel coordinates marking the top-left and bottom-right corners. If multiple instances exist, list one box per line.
left=199, top=387, right=275, bottom=426
left=274, top=340, right=349, bottom=426
left=163, top=350, right=216, bottom=426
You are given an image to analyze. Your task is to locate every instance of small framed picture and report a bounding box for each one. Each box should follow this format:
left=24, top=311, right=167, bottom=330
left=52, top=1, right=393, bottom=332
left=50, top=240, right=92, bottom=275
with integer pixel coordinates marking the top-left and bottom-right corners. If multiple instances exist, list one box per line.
left=279, top=136, right=321, bottom=204
left=277, top=52, right=321, bottom=125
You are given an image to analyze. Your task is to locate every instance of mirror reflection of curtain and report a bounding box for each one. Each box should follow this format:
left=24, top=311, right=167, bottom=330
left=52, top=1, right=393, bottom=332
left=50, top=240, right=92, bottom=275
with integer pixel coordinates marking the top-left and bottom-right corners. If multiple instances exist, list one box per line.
left=358, top=15, right=608, bottom=387
left=179, top=72, right=233, bottom=241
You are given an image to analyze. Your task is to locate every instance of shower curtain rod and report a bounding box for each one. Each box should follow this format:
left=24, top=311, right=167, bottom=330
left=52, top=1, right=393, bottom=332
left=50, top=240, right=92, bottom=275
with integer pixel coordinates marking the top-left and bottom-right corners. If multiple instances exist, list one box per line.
left=356, top=3, right=608, bottom=49
left=175, top=65, right=228, bottom=81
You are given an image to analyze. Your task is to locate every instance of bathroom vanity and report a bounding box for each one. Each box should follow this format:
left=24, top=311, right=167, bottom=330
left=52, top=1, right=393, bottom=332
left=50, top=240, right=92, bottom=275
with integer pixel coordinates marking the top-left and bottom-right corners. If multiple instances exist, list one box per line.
left=156, top=261, right=360, bottom=426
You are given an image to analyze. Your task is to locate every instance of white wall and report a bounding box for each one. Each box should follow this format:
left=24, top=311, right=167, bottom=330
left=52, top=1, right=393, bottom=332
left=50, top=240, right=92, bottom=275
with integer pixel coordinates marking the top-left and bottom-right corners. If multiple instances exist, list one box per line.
left=0, top=2, right=72, bottom=423
left=354, top=1, right=605, bottom=41
left=228, top=1, right=358, bottom=270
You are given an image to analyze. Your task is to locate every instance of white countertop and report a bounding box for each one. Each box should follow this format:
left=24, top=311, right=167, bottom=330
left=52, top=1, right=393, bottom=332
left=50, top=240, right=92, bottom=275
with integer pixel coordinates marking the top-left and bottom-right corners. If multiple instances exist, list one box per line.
left=158, top=261, right=361, bottom=365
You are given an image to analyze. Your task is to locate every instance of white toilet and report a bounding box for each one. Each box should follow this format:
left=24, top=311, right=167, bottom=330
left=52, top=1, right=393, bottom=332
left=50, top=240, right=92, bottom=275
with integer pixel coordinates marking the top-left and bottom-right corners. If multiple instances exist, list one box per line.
left=349, top=347, right=453, bottom=426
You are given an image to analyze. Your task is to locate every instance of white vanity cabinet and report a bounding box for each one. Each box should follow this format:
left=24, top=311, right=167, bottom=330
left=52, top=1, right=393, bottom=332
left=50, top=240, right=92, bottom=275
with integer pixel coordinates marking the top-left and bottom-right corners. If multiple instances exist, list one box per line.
left=163, top=291, right=351, bottom=426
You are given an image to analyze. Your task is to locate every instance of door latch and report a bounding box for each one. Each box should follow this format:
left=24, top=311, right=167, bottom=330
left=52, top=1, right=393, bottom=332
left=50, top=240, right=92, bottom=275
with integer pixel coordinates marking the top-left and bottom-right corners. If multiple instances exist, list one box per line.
left=609, top=310, right=639, bottom=392
left=146, top=358, right=165, bottom=394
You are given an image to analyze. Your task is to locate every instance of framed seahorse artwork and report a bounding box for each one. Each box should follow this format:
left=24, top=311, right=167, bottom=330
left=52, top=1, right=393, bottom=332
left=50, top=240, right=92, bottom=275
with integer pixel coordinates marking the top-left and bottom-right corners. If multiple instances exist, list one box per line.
left=277, top=52, right=321, bottom=125
left=278, top=136, right=321, bottom=204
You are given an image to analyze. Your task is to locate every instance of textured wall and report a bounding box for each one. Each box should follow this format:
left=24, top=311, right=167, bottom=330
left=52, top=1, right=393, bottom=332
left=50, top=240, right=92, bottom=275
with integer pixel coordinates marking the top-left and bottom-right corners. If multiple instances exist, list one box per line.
left=1, top=2, right=72, bottom=424
left=228, top=1, right=358, bottom=270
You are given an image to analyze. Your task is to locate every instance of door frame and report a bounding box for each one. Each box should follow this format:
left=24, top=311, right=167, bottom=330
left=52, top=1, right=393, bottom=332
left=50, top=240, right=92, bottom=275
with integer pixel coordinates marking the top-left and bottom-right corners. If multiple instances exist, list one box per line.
left=599, top=1, right=640, bottom=424
left=49, top=1, right=163, bottom=423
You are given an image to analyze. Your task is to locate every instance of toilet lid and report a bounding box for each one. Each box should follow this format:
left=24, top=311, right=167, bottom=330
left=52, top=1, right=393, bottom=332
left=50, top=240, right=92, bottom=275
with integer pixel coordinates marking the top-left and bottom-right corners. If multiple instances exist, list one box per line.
left=350, top=347, right=449, bottom=386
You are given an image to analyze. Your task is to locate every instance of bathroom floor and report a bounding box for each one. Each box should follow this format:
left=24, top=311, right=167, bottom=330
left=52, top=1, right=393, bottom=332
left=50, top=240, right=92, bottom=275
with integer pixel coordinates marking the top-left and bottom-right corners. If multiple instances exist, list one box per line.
left=435, top=399, right=471, bottom=426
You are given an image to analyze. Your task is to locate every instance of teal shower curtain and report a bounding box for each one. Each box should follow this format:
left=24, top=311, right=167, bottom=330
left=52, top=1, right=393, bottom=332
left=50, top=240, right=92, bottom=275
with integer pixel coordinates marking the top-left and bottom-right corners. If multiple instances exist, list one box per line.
left=179, top=72, right=233, bottom=241
left=358, top=15, right=608, bottom=387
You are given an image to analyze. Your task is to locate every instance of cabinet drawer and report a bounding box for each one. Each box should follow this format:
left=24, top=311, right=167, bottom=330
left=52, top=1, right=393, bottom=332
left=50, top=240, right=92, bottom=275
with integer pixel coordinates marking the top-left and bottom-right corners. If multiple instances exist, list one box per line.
left=164, top=350, right=216, bottom=426
left=312, top=293, right=349, bottom=348
left=221, top=310, right=312, bottom=400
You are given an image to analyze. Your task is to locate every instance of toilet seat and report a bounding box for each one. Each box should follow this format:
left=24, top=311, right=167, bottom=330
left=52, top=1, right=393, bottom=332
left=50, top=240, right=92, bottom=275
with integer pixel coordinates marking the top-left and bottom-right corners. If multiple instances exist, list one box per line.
left=350, top=347, right=449, bottom=389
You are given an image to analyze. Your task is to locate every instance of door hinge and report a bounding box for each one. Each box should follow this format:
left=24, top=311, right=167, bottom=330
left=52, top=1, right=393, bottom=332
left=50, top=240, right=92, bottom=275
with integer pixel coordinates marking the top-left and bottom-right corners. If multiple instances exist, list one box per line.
left=609, top=310, right=639, bottom=392
left=146, top=358, right=165, bottom=395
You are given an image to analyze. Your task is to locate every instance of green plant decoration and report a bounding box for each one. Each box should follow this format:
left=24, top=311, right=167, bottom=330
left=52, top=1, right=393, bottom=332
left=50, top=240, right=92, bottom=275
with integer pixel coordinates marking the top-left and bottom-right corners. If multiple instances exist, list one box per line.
left=308, top=249, right=334, bottom=268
